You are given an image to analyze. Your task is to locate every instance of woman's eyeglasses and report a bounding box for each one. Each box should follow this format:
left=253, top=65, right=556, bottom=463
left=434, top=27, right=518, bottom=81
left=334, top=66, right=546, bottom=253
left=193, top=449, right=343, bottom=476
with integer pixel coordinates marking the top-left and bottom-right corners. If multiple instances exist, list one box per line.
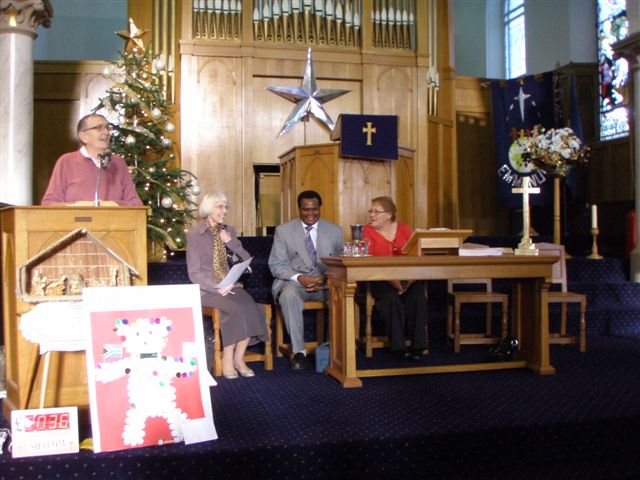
left=367, top=209, right=387, bottom=214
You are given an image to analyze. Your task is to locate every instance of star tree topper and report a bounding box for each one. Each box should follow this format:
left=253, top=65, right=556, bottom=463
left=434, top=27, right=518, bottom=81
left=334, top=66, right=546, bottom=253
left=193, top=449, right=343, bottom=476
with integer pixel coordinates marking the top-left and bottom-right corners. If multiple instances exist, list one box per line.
left=266, top=48, right=350, bottom=138
left=117, top=18, right=148, bottom=52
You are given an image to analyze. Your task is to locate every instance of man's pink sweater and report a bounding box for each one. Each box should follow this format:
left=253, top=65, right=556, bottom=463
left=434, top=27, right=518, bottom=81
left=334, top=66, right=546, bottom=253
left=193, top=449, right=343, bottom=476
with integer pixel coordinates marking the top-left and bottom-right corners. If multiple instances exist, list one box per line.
left=41, top=150, right=142, bottom=206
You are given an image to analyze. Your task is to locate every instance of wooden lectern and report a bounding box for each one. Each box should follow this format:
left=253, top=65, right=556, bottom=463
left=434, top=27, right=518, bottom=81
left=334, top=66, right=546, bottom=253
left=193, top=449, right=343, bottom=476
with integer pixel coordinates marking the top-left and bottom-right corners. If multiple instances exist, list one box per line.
left=279, top=142, right=415, bottom=236
left=0, top=206, right=148, bottom=419
left=402, top=229, right=473, bottom=255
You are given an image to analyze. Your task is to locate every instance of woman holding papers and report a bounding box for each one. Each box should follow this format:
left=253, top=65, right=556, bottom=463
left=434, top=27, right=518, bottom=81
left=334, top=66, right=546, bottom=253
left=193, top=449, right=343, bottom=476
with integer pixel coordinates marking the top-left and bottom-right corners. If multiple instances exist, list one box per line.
left=187, top=192, right=267, bottom=379
left=362, top=196, right=428, bottom=360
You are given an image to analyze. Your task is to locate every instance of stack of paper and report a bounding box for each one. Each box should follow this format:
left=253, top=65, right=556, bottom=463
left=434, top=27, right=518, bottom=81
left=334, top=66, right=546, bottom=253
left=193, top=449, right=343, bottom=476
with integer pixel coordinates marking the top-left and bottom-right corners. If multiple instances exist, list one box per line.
left=458, top=243, right=506, bottom=256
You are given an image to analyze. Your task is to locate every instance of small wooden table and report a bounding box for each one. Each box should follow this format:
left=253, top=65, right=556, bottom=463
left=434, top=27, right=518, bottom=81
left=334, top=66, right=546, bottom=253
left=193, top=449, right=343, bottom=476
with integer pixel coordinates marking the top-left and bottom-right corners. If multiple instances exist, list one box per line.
left=323, top=255, right=558, bottom=388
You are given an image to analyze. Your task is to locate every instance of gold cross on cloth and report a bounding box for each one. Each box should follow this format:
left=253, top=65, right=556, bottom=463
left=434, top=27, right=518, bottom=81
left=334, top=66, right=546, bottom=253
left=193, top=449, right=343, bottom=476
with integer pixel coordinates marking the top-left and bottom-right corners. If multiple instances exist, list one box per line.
left=362, top=122, right=377, bottom=145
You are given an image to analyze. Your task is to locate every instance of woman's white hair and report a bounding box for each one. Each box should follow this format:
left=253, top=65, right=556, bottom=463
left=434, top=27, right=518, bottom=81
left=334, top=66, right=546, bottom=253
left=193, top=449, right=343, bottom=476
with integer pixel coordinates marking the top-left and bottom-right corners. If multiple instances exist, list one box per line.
left=199, top=192, right=229, bottom=218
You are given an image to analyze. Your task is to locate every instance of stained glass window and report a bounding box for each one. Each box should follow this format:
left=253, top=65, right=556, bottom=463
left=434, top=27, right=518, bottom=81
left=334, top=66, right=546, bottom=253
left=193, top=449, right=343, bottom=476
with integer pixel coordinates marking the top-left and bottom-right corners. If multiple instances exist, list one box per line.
left=598, top=0, right=629, bottom=140
left=504, top=0, right=526, bottom=79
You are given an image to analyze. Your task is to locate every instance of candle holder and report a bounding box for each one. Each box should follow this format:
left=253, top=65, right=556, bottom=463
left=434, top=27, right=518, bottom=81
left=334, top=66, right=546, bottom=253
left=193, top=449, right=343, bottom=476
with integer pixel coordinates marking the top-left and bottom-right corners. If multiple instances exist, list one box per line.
left=587, top=228, right=603, bottom=260
left=350, top=224, right=363, bottom=241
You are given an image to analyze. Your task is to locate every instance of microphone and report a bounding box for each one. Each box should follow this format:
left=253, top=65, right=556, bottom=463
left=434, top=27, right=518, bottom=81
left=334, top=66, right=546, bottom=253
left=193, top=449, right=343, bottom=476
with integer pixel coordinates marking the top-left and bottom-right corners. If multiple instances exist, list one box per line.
left=94, top=150, right=112, bottom=206
left=98, top=150, right=112, bottom=169
left=222, top=224, right=253, bottom=274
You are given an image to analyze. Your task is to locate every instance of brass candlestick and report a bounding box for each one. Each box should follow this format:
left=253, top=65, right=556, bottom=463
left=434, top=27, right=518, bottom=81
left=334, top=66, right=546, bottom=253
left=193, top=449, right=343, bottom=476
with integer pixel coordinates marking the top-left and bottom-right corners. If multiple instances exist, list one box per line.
left=587, top=228, right=603, bottom=260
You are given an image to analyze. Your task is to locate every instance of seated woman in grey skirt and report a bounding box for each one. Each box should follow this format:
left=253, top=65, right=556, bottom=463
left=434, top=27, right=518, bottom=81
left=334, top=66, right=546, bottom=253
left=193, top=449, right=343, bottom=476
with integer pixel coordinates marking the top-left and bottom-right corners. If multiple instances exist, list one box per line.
left=187, top=192, right=267, bottom=379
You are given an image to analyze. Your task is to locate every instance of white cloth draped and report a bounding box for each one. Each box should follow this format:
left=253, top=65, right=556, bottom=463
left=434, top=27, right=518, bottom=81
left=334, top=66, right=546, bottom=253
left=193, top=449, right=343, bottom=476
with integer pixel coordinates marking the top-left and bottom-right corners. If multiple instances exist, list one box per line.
left=20, top=302, right=86, bottom=353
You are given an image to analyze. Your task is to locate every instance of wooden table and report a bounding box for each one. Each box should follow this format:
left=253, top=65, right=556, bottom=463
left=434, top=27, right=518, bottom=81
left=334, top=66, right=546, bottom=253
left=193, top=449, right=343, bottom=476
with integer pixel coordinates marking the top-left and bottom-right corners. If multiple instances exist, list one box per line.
left=323, top=255, right=559, bottom=388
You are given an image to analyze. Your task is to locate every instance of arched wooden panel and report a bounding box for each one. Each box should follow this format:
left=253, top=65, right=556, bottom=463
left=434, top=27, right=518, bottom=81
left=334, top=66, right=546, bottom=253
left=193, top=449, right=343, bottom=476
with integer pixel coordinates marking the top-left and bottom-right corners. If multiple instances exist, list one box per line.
left=374, top=66, right=415, bottom=148
left=181, top=56, right=244, bottom=229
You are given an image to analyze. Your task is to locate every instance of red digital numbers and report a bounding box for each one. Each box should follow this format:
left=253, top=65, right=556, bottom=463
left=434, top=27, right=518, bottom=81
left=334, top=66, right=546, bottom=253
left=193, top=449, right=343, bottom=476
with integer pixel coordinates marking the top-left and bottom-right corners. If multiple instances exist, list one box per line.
left=24, top=413, right=70, bottom=432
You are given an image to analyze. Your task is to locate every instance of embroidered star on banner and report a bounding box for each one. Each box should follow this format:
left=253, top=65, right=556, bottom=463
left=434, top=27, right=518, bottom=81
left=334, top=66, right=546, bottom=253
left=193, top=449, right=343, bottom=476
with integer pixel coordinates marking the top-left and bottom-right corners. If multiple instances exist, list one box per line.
left=266, top=48, right=350, bottom=138
left=116, top=18, right=148, bottom=52
left=514, top=87, right=532, bottom=122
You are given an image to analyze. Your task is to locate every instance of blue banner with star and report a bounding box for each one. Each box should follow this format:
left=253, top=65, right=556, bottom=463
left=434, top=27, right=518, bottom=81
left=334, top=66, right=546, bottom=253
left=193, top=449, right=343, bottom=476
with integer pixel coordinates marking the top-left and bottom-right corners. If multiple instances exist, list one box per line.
left=333, top=114, right=398, bottom=160
left=491, top=73, right=555, bottom=208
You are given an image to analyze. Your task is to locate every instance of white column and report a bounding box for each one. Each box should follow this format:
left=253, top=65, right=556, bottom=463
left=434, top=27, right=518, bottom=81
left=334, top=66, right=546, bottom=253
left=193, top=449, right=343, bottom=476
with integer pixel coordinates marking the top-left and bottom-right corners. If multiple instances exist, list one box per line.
left=613, top=32, right=640, bottom=282
left=0, top=0, right=52, bottom=205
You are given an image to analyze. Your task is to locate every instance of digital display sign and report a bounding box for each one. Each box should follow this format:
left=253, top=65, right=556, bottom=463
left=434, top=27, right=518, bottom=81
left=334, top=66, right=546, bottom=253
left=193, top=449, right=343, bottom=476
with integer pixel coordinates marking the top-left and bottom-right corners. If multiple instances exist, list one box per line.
left=11, top=407, right=79, bottom=458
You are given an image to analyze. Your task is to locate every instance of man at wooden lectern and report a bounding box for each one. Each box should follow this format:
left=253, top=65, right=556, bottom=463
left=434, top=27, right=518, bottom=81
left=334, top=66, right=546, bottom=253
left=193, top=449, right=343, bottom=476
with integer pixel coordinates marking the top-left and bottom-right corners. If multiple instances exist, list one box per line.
left=41, top=114, right=142, bottom=206
left=269, top=190, right=344, bottom=370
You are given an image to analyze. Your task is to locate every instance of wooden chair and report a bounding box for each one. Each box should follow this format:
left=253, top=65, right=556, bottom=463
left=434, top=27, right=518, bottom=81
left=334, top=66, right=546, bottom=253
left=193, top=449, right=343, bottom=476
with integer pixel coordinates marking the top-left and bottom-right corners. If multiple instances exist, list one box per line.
left=355, top=284, right=389, bottom=357
left=275, top=301, right=326, bottom=358
left=447, top=278, right=509, bottom=353
left=536, top=242, right=587, bottom=352
left=202, top=304, right=273, bottom=377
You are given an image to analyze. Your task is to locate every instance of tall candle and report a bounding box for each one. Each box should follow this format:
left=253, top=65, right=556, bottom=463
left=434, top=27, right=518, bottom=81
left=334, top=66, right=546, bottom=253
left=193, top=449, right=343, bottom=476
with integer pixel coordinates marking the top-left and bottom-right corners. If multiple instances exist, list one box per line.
left=591, top=204, right=598, bottom=229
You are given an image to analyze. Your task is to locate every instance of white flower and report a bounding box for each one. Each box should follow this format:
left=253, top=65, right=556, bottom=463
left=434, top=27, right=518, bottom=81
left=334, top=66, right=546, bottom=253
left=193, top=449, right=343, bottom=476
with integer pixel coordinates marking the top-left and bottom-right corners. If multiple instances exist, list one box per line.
left=523, top=124, right=589, bottom=177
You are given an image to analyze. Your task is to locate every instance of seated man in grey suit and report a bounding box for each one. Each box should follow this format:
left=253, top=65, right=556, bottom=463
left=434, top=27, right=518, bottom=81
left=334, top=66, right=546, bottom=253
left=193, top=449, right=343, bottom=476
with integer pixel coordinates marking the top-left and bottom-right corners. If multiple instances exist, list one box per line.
left=268, top=190, right=344, bottom=370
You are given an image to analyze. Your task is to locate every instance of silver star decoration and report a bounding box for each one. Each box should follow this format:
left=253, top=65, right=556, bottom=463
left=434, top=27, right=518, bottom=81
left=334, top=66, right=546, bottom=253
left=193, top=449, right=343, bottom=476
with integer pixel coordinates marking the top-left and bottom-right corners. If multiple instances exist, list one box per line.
left=266, top=48, right=350, bottom=138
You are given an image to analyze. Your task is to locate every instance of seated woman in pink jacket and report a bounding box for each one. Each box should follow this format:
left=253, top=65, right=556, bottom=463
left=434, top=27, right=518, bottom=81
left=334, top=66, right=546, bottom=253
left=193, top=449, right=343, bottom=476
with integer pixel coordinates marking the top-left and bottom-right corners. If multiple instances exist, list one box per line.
left=41, top=113, right=142, bottom=206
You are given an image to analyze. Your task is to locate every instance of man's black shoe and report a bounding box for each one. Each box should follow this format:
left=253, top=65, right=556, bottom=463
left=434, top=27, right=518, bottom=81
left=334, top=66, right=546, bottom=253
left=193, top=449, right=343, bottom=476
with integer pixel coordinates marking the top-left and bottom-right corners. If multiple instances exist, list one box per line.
left=291, top=352, right=307, bottom=370
left=409, top=349, right=423, bottom=361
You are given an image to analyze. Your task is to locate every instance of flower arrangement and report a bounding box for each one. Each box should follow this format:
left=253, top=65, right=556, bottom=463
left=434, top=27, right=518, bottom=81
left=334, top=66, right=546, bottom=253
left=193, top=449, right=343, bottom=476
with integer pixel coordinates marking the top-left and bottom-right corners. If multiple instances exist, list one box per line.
left=522, top=125, right=590, bottom=177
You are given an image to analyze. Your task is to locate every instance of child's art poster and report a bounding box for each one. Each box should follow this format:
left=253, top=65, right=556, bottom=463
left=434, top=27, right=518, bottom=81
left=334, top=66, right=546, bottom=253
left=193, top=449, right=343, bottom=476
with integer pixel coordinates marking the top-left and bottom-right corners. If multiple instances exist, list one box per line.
left=84, top=284, right=217, bottom=452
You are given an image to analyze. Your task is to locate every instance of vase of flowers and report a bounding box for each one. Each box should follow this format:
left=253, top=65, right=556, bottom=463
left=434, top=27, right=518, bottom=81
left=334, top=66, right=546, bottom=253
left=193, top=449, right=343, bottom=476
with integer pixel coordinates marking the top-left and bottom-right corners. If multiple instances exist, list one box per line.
left=522, top=125, right=589, bottom=177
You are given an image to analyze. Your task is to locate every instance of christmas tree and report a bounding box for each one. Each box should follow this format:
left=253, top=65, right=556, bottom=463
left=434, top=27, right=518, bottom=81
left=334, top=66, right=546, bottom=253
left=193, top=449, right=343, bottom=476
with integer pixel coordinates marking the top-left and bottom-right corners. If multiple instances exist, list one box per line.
left=94, top=19, right=200, bottom=258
